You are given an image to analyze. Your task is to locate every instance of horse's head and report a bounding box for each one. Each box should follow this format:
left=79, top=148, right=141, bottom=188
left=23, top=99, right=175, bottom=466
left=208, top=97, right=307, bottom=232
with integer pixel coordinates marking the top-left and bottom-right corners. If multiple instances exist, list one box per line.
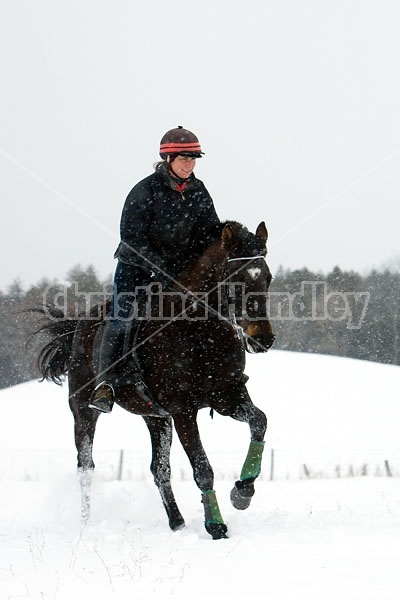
left=221, top=221, right=275, bottom=353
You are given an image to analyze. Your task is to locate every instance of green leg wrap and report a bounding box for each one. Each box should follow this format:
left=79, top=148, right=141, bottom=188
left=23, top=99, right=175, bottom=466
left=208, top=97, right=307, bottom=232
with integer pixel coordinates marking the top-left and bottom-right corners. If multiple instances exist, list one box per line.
left=240, top=440, right=265, bottom=480
left=202, top=490, right=225, bottom=526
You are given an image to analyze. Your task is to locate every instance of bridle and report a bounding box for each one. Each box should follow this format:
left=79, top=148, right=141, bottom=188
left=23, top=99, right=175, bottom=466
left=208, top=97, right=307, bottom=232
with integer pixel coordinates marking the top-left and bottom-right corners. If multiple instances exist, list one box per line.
left=224, top=255, right=268, bottom=353
left=227, top=255, right=266, bottom=264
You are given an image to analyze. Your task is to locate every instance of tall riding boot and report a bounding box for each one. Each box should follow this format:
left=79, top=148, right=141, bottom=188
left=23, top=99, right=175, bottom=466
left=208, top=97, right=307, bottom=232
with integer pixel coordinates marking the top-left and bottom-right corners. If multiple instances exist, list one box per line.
left=88, top=319, right=124, bottom=413
left=89, top=320, right=168, bottom=416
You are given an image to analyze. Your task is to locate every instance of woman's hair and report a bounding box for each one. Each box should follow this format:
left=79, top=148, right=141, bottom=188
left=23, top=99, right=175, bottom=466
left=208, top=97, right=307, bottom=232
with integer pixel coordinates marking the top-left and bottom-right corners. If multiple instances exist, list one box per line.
left=153, top=160, right=166, bottom=171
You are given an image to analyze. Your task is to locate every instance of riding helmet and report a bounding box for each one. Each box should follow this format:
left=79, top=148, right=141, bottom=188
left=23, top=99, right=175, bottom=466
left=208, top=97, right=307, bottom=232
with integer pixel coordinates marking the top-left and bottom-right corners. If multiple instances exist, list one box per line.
left=159, top=126, right=204, bottom=159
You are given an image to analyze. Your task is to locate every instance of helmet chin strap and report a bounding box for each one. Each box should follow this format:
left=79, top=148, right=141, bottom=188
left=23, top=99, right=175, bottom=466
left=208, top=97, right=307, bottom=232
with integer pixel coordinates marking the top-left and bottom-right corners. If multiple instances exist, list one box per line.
left=166, top=158, right=188, bottom=184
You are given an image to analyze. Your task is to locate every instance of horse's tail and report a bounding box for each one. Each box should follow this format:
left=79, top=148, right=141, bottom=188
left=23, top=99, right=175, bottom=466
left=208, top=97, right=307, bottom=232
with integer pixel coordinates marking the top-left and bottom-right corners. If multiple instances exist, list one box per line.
left=27, top=306, right=79, bottom=385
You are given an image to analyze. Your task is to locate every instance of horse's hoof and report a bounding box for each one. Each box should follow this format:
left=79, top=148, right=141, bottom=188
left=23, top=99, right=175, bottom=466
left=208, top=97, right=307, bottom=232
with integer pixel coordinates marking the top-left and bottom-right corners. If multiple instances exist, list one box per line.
left=230, top=479, right=255, bottom=510
left=81, top=513, right=90, bottom=525
left=170, top=518, right=186, bottom=532
left=230, top=486, right=252, bottom=510
left=205, top=522, right=229, bottom=540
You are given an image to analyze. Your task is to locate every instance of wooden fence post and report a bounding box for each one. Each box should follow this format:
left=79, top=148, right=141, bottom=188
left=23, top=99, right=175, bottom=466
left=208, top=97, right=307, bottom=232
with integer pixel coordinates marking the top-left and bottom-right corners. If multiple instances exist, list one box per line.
left=117, top=449, right=124, bottom=481
left=384, top=459, right=392, bottom=477
left=269, top=448, right=274, bottom=481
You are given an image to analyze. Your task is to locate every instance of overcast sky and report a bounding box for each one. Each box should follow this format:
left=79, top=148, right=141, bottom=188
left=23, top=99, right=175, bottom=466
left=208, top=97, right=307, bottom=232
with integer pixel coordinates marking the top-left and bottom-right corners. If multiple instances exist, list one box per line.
left=1, top=0, right=400, bottom=290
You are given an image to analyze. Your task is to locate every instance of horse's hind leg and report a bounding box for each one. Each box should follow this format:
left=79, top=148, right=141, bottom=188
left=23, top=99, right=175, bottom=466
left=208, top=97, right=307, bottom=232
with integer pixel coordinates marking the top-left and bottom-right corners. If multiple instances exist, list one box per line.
left=69, top=385, right=100, bottom=523
left=173, top=411, right=228, bottom=540
left=143, top=416, right=185, bottom=532
left=213, top=385, right=267, bottom=511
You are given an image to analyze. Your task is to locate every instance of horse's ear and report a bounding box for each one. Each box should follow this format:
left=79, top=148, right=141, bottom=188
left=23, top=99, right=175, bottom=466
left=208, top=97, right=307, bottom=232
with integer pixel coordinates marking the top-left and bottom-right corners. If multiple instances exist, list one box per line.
left=221, top=223, right=235, bottom=250
left=256, top=221, right=268, bottom=243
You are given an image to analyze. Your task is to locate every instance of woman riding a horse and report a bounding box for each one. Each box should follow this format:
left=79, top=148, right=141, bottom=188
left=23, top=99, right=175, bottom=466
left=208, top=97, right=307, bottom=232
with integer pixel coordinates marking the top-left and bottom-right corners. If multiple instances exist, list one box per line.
left=35, top=127, right=275, bottom=539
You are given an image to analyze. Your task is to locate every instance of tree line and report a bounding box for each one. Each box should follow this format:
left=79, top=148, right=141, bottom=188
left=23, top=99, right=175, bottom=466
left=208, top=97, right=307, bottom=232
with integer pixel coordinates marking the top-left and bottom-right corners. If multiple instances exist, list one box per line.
left=0, top=263, right=399, bottom=390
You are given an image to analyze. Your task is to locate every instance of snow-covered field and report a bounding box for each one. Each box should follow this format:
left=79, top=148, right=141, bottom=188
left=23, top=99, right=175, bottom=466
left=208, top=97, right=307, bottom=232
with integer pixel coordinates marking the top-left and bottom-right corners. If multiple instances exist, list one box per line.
left=1, top=350, right=399, bottom=599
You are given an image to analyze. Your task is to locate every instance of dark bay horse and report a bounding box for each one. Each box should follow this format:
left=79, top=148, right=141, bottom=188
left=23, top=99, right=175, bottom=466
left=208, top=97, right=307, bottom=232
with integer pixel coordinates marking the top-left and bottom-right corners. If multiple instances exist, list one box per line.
left=35, top=221, right=274, bottom=539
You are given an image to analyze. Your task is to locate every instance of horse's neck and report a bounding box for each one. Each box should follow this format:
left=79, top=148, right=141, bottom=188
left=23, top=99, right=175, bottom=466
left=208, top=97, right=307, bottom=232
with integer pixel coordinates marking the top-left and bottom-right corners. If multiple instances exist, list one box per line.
left=177, top=241, right=226, bottom=293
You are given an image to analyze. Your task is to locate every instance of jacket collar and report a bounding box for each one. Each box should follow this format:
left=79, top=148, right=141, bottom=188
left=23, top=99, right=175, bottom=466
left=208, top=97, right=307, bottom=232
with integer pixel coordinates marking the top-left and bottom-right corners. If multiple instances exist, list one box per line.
left=157, top=162, right=196, bottom=192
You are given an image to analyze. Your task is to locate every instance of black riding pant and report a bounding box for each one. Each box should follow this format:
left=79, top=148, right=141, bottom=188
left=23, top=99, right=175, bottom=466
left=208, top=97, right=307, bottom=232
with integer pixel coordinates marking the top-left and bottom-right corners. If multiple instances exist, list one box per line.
left=111, top=261, right=151, bottom=321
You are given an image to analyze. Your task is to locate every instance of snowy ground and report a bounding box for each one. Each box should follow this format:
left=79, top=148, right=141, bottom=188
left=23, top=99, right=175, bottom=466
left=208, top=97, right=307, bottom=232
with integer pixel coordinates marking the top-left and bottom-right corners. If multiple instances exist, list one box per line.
left=1, top=350, right=400, bottom=599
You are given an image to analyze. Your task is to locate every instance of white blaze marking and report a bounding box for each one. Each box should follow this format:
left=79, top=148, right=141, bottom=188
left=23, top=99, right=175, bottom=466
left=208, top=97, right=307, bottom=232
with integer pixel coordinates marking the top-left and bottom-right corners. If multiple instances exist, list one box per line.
left=248, top=267, right=261, bottom=280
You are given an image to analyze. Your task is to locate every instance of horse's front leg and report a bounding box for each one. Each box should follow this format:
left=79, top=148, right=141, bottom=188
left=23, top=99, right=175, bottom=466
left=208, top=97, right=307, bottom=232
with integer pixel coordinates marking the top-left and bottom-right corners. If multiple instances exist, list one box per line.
left=173, top=411, right=228, bottom=540
left=213, top=385, right=267, bottom=511
left=143, top=416, right=185, bottom=532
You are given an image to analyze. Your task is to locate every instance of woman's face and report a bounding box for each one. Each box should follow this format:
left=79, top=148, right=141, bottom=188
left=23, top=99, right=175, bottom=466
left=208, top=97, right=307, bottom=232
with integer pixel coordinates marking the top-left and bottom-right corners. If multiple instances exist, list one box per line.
left=170, top=155, right=196, bottom=179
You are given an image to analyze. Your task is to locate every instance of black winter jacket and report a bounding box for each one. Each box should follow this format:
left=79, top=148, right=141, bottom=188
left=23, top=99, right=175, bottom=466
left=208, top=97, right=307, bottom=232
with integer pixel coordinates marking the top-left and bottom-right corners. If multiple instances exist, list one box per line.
left=114, top=164, right=220, bottom=279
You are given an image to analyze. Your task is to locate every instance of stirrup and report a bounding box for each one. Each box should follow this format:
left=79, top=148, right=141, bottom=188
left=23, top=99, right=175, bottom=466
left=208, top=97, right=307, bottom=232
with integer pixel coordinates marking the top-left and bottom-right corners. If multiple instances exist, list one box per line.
left=89, top=382, right=115, bottom=413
